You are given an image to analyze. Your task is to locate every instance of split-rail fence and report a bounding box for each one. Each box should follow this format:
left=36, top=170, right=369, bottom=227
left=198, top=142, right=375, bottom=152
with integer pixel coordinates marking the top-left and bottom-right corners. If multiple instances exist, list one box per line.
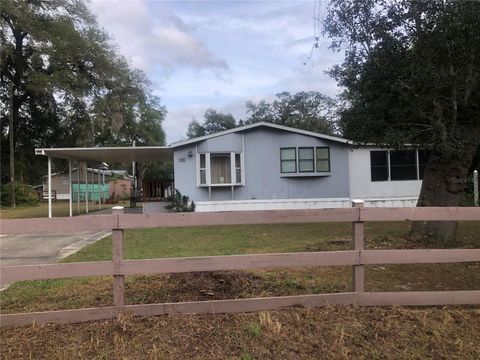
left=1, top=203, right=479, bottom=327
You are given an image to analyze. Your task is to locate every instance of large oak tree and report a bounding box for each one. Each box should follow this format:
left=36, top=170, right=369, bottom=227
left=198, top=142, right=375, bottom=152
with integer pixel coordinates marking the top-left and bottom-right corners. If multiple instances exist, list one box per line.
left=324, top=0, right=480, bottom=245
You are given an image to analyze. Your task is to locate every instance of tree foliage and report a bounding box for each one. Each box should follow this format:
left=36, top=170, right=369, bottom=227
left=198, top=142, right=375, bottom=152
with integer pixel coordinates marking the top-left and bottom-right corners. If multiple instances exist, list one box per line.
left=186, top=109, right=236, bottom=139
left=324, top=0, right=480, bottom=152
left=245, top=91, right=337, bottom=135
left=1, top=0, right=166, bottom=187
left=324, top=0, right=480, bottom=245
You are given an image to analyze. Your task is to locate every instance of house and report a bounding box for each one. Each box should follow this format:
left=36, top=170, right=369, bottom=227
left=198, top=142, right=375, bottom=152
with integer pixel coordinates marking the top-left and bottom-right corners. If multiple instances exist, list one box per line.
left=42, top=167, right=131, bottom=201
left=35, top=122, right=427, bottom=216
left=168, top=122, right=426, bottom=212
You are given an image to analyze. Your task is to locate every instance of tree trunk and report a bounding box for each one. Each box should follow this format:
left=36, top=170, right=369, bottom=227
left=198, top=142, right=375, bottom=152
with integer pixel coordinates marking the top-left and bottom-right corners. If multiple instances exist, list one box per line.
left=9, top=82, right=15, bottom=208
left=411, top=146, right=478, bottom=247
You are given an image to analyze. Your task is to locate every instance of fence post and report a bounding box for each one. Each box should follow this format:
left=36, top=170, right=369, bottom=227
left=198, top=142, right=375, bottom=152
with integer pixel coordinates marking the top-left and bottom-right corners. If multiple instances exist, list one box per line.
left=474, top=170, right=479, bottom=207
left=352, top=200, right=365, bottom=293
left=112, top=206, right=125, bottom=307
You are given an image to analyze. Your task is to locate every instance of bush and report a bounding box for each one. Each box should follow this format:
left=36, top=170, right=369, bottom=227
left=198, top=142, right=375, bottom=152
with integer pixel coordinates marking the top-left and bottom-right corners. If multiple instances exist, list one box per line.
left=165, top=189, right=195, bottom=212
left=0, top=182, right=39, bottom=207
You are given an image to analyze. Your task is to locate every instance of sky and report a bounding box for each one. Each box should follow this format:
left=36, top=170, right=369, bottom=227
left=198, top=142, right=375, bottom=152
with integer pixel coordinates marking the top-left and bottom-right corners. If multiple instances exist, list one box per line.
left=89, top=0, right=342, bottom=144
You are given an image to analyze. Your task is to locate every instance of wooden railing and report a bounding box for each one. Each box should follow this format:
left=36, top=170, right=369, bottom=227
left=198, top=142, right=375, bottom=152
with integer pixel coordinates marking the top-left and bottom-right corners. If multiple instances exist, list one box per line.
left=1, top=204, right=479, bottom=327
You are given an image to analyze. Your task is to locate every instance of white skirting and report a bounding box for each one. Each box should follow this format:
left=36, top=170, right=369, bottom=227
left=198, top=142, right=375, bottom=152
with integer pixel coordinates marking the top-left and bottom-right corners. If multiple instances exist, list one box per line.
left=194, top=197, right=419, bottom=212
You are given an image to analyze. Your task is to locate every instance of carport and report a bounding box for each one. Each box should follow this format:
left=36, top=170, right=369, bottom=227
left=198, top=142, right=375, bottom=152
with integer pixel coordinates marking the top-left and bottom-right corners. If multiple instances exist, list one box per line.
left=35, top=146, right=173, bottom=218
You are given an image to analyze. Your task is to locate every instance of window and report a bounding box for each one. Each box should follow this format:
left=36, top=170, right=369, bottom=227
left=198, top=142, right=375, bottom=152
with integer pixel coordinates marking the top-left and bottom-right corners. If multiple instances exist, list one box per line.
left=316, top=147, right=330, bottom=172
left=418, top=150, right=431, bottom=180
left=370, top=151, right=388, bottom=181
left=390, top=150, right=417, bottom=181
left=210, top=154, right=231, bottom=184
left=280, top=148, right=297, bottom=173
left=299, top=147, right=314, bottom=172
left=197, top=152, right=243, bottom=186
left=235, top=153, right=242, bottom=184
left=370, top=149, right=429, bottom=182
left=199, top=154, right=206, bottom=185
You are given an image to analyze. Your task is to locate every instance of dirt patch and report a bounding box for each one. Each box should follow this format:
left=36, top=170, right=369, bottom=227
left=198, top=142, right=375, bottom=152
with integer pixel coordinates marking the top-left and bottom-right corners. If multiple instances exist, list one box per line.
left=1, top=306, right=479, bottom=359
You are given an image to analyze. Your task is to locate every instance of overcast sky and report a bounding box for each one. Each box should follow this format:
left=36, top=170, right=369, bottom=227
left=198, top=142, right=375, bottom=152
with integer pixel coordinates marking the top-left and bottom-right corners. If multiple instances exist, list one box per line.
left=90, top=0, right=342, bottom=144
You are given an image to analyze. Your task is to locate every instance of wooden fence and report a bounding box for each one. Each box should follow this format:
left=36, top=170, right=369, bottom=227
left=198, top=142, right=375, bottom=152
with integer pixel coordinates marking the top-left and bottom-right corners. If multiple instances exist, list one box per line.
left=1, top=204, right=479, bottom=327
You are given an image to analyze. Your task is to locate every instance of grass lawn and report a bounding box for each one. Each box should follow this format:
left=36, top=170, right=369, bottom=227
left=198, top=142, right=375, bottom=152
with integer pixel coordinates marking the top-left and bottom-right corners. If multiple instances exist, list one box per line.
left=1, top=221, right=479, bottom=359
left=0, top=200, right=134, bottom=219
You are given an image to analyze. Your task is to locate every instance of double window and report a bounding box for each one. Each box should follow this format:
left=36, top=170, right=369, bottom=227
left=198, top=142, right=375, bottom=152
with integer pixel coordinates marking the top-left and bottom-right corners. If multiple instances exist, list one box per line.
left=280, top=147, right=330, bottom=174
left=370, top=150, right=430, bottom=182
left=198, top=152, right=243, bottom=186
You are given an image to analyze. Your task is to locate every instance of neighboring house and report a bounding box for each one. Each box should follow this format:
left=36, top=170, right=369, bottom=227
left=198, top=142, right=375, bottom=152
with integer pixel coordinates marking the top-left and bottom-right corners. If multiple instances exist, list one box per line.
left=42, top=168, right=131, bottom=200
left=168, top=122, right=426, bottom=212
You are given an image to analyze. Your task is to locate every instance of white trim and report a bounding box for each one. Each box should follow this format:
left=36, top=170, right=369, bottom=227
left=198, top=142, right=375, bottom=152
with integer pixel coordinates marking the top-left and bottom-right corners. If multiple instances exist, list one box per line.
left=230, top=151, right=236, bottom=184
left=169, top=122, right=352, bottom=148
left=194, top=197, right=419, bottom=212
left=206, top=153, right=211, bottom=185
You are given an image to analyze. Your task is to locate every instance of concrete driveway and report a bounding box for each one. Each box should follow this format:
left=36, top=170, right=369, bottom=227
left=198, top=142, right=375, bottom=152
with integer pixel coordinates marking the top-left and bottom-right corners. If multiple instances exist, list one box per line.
left=0, top=230, right=111, bottom=267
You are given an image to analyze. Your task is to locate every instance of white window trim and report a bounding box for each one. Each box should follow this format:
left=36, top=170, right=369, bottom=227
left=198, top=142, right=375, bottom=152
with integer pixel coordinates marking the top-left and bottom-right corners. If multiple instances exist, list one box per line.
left=197, top=152, right=244, bottom=187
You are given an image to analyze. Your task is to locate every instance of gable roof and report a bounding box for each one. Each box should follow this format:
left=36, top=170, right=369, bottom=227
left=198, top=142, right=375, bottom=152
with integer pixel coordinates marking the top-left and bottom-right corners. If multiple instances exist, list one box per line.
left=169, top=122, right=353, bottom=148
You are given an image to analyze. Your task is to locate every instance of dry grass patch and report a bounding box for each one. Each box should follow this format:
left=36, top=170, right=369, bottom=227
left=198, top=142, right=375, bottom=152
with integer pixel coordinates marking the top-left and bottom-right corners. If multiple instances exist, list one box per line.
left=1, top=306, right=479, bottom=359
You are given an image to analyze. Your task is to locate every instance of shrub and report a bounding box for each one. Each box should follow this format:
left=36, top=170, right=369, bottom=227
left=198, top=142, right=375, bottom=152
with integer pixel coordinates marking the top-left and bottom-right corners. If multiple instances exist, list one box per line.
left=165, top=189, right=195, bottom=212
left=1, top=182, right=39, bottom=207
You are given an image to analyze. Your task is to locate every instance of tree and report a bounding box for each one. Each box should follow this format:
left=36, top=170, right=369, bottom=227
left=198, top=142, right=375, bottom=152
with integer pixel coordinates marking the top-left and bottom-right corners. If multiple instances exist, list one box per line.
left=0, top=0, right=166, bottom=196
left=245, top=91, right=337, bottom=135
left=324, top=0, right=480, bottom=245
left=186, top=109, right=236, bottom=138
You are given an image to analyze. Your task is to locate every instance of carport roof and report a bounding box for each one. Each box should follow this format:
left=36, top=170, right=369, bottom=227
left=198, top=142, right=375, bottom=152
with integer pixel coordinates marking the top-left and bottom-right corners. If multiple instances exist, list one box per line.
left=35, top=146, right=173, bottom=163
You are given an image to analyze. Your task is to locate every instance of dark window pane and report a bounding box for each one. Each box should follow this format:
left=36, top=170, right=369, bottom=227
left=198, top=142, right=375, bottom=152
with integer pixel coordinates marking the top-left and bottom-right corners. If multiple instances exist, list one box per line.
left=370, top=151, right=388, bottom=166
left=370, top=151, right=388, bottom=181
left=200, top=170, right=206, bottom=184
left=371, top=167, right=389, bottom=181
left=235, top=153, right=241, bottom=168
left=390, top=150, right=417, bottom=180
left=390, top=150, right=416, bottom=166
left=200, top=154, right=206, bottom=168
left=236, top=168, right=241, bottom=183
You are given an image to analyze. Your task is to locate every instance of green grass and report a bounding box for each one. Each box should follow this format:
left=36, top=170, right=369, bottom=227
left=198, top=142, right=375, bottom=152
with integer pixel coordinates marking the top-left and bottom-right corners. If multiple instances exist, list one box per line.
left=0, top=200, right=135, bottom=219
left=1, top=221, right=479, bottom=314
left=63, top=221, right=480, bottom=263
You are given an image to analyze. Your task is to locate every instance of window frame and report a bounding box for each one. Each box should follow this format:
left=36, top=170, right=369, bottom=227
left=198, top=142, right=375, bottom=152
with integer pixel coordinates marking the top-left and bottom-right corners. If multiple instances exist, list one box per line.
left=280, top=147, right=297, bottom=174
left=370, top=150, right=389, bottom=182
left=315, top=146, right=331, bottom=173
left=298, top=147, right=315, bottom=173
left=197, top=151, right=244, bottom=187
left=370, top=149, right=429, bottom=182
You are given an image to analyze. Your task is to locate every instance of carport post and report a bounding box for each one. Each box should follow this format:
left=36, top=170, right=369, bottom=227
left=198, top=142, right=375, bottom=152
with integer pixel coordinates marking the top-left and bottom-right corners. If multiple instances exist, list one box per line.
left=85, top=164, right=89, bottom=213
left=68, top=160, right=72, bottom=217
left=48, top=156, right=52, bottom=218
left=76, top=161, right=80, bottom=214
left=98, top=167, right=101, bottom=210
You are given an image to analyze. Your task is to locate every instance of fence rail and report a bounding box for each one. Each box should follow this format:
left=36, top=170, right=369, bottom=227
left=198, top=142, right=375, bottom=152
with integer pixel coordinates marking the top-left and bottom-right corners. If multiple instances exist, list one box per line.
left=1, top=205, right=479, bottom=327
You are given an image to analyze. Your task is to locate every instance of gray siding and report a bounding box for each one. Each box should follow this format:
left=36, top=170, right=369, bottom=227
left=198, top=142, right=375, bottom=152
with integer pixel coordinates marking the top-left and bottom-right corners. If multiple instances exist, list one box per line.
left=173, top=127, right=350, bottom=202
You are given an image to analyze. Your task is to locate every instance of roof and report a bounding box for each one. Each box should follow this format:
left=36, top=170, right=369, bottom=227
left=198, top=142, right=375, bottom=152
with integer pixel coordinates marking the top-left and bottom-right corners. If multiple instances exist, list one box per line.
left=42, top=168, right=130, bottom=179
left=169, top=122, right=353, bottom=148
left=35, top=146, right=173, bottom=163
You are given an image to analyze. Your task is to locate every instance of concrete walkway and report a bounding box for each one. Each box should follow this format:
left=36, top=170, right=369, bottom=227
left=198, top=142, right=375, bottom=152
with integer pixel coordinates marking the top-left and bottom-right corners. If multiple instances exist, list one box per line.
left=0, top=230, right=111, bottom=267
